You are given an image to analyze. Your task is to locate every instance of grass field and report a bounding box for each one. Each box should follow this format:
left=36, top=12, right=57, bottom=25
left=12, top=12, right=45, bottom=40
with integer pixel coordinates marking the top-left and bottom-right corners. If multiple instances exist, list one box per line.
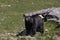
left=0, top=0, right=60, bottom=40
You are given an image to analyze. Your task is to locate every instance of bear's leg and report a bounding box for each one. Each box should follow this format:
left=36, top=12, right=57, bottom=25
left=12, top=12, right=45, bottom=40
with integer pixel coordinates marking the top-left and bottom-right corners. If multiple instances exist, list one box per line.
left=16, top=29, right=27, bottom=36
left=29, top=26, right=37, bottom=37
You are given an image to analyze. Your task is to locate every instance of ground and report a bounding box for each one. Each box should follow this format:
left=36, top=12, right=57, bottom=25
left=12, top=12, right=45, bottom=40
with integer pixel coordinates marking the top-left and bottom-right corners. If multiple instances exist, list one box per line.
left=0, top=0, right=60, bottom=40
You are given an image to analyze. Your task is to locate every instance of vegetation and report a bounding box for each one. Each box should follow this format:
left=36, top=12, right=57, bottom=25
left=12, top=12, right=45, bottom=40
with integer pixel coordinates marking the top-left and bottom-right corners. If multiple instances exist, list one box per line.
left=0, top=0, right=60, bottom=40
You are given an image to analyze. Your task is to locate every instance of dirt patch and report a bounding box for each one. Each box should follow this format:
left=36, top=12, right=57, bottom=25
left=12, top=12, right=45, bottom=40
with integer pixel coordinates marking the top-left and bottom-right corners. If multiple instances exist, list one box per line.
left=55, top=34, right=60, bottom=40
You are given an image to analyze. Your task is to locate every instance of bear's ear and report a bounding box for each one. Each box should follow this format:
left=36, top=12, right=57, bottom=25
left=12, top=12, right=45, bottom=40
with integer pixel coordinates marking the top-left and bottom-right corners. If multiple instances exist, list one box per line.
left=23, top=14, right=29, bottom=17
left=23, top=14, right=25, bottom=17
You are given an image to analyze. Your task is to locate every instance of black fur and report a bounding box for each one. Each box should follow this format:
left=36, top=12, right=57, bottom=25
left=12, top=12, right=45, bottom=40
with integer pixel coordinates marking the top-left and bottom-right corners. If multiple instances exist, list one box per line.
left=16, top=15, right=44, bottom=37
left=25, top=15, right=44, bottom=36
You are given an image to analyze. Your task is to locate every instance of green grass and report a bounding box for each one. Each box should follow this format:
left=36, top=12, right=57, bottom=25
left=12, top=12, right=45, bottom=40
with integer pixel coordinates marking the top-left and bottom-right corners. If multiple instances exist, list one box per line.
left=0, top=0, right=60, bottom=40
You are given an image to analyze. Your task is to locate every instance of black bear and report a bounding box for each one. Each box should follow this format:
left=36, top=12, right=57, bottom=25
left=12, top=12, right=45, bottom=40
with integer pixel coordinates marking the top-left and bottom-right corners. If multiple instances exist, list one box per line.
left=16, top=14, right=44, bottom=37
left=25, top=15, right=44, bottom=36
